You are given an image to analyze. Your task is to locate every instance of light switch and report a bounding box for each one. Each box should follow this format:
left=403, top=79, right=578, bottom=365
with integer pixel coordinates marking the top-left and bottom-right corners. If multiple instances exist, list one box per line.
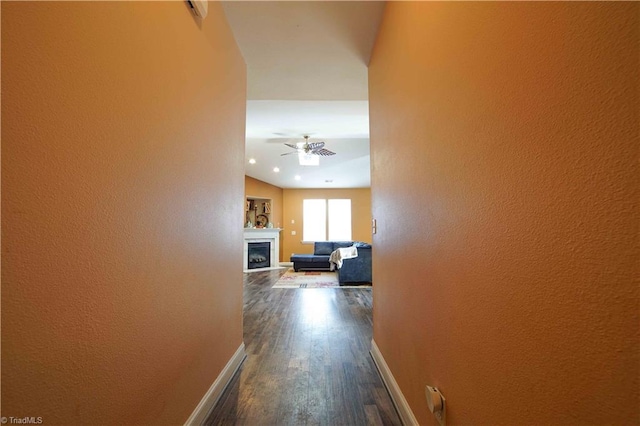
left=291, top=219, right=295, bottom=224
left=291, top=230, right=296, bottom=236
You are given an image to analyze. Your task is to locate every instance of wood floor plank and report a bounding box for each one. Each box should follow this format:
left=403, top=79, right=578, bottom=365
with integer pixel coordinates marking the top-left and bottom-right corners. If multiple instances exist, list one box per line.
left=204, top=270, right=402, bottom=426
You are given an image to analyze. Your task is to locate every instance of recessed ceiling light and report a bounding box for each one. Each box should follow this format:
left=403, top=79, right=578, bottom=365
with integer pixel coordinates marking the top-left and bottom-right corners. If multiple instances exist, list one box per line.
left=294, top=175, right=301, bottom=180
left=248, top=158, right=256, bottom=164
left=273, top=167, right=280, bottom=173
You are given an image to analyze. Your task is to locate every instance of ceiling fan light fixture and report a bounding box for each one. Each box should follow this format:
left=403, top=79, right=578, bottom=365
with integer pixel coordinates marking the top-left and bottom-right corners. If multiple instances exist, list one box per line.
left=298, top=153, right=319, bottom=166
left=281, top=135, right=336, bottom=161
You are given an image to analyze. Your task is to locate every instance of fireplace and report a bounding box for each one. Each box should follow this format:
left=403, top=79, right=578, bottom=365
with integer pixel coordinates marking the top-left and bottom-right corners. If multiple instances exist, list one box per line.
left=247, top=242, right=270, bottom=269
left=243, top=229, right=280, bottom=272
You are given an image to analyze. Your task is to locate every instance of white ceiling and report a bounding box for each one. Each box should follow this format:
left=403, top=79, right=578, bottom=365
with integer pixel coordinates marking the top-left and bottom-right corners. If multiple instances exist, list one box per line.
left=221, top=1, right=385, bottom=188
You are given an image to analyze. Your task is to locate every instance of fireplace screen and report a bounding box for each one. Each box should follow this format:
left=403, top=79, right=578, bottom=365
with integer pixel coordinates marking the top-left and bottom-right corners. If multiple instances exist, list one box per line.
left=248, top=242, right=270, bottom=269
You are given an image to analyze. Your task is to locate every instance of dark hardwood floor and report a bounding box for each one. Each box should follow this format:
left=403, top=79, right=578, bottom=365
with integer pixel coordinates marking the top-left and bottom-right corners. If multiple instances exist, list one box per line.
left=204, top=269, right=402, bottom=426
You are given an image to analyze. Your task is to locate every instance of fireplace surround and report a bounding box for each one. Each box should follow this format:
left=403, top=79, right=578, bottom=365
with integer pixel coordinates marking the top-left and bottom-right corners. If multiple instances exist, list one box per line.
left=243, top=228, right=281, bottom=272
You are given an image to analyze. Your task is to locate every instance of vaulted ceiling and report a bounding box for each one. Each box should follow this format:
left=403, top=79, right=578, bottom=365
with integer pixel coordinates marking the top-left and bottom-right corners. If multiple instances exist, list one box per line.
left=221, top=1, right=385, bottom=188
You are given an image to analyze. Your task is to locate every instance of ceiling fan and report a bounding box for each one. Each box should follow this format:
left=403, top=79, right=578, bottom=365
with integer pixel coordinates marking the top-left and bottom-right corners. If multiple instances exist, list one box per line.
left=281, top=135, right=336, bottom=157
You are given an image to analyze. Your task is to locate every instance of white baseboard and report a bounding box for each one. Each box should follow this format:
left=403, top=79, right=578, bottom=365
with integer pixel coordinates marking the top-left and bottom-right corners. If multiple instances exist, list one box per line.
left=184, top=342, right=246, bottom=426
left=370, top=339, right=418, bottom=426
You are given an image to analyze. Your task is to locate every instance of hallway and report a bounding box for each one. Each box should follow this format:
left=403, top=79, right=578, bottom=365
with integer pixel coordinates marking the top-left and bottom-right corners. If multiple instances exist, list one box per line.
left=204, top=270, right=401, bottom=425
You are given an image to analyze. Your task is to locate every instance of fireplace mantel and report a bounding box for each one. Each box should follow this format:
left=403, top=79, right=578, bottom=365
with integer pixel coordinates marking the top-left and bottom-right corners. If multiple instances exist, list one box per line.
left=243, top=228, right=282, bottom=272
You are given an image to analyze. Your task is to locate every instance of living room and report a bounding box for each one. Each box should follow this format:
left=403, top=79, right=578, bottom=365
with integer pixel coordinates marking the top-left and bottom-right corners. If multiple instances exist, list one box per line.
left=245, top=175, right=372, bottom=266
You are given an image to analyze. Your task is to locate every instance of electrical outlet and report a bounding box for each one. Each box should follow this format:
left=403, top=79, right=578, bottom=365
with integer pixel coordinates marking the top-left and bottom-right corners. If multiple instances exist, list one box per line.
left=291, top=230, right=296, bottom=236
left=426, top=386, right=446, bottom=426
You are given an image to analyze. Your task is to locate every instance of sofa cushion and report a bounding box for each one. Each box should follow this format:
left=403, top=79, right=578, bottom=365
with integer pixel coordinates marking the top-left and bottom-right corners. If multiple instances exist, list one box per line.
left=333, top=241, right=354, bottom=250
left=290, top=254, right=330, bottom=262
left=290, top=254, right=316, bottom=262
left=353, top=242, right=372, bottom=249
left=314, top=242, right=334, bottom=255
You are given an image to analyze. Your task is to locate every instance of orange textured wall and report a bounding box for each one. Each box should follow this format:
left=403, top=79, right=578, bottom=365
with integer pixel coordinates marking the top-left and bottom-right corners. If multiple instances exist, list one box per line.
left=369, top=3, right=638, bottom=425
left=245, top=176, right=284, bottom=260
left=1, top=2, right=246, bottom=424
left=282, top=188, right=371, bottom=258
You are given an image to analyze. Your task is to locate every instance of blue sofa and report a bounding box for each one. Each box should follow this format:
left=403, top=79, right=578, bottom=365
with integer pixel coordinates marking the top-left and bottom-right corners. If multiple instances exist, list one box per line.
left=290, top=241, right=372, bottom=285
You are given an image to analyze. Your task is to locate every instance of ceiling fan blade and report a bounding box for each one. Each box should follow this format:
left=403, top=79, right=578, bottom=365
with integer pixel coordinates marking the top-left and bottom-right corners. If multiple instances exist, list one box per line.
left=312, top=148, right=336, bottom=156
left=265, top=138, right=297, bottom=144
left=306, top=141, right=325, bottom=150
left=280, top=151, right=299, bottom=156
left=283, top=143, right=301, bottom=150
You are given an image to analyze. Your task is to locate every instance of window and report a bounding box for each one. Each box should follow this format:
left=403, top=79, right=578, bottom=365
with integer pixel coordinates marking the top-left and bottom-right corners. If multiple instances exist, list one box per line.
left=328, top=199, right=351, bottom=240
left=302, top=199, right=326, bottom=241
left=303, top=199, right=352, bottom=241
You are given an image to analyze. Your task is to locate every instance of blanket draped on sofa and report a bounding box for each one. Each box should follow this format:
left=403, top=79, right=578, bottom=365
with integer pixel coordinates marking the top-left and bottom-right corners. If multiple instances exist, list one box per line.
left=329, top=246, right=358, bottom=270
